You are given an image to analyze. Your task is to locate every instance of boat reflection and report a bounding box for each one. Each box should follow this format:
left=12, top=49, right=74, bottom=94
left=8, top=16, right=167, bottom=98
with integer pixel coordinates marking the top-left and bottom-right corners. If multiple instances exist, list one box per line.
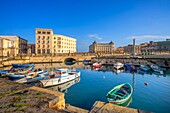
left=47, top=77, right=80, bottom=93
left=113, top=68, right=125, bottom=74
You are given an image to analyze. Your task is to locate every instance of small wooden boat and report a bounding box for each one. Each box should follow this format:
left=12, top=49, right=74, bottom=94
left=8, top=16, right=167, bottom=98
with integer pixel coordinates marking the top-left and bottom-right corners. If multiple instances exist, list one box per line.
left=150, top=64, right=164, bottom=74
left=6, top=68, right=40, bottom=80
left=114, top=62, right=124, bottom=70
left=124, top=64, right=137, bottom=71
left=15, top=71, right=49, bottom=83
left=106, top=83, right=133, bottom=105
left=140, top=65, right=150, bottom=72
left=12, top=64, right=34, bottom=68
left=39, top=69, right=81, bottom=87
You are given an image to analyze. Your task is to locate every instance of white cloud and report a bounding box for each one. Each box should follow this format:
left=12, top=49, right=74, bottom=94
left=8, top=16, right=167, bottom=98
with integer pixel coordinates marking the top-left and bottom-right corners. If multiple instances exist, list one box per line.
left=127, top=35, right=170, bottom=41
left=88, top=34, right=103, bottom=40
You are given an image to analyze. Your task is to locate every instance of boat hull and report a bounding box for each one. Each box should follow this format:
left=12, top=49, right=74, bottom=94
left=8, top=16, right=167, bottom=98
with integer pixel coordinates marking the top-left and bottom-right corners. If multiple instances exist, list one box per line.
left=40, top=72, right=80, bottom=87
left=107, top=83, right=133, bottom=105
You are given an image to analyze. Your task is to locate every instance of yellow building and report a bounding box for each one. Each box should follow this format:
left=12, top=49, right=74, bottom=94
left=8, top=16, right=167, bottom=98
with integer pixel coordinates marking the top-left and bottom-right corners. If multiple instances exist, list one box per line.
left=0, top=36, right=28, bottom=56
left=35, top=28, right=76, bottom=54
left=89, top=41, right=114, bottom=54
left=0, top=37, right=16, bottom=56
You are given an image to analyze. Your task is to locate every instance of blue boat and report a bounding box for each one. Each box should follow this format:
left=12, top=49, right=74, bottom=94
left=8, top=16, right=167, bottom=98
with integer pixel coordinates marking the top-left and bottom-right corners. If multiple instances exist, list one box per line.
left=140, top=65, right=150, bottom=72
left=0, top=64, right=34, bottom=77
left=150, top=64, right=164, bottom=74
left=83, top=60, right=91, bottom=65
left=124, top=64, right=137, bottom=71
left=12, top=64, right=34, bottom=68
left=6, top=66, right=34, bottom=80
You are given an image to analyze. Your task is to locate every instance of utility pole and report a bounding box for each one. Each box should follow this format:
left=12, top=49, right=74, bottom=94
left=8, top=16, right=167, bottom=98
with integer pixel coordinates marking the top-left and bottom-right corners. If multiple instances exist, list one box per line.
left=133, top=39, right=136, bottom=57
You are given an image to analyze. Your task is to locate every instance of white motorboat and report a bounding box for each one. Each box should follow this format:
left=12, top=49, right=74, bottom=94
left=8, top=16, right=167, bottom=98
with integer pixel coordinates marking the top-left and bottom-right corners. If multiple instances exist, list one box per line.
left=114, top=62, right=124, bottom=70
left=39, top=69, right=81, bottom=87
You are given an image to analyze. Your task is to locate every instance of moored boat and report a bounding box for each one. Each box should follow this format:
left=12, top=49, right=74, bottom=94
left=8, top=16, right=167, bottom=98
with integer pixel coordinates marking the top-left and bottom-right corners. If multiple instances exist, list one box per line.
left=93, top=62, right=102, bottom=68
left=106, top=83, right=133, bottom=105
left=124, top=64, right=137, bottom=71
left=140, top=65, right=150, bottom=72
left=15, top=70, right=49, bottom=83
left=150, top=64, right=164, bottom=74
left=12, top=64, right=34, bottom=68
left=114, top=62, right=124, bottom=70
left=39, top=69, right=81, bottom=87
left=6, top=68, right=40, bottom=80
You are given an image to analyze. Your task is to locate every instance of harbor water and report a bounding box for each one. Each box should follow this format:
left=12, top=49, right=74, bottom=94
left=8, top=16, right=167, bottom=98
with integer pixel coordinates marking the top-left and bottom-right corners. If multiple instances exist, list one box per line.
left=1, top=62, right=170, bottom=113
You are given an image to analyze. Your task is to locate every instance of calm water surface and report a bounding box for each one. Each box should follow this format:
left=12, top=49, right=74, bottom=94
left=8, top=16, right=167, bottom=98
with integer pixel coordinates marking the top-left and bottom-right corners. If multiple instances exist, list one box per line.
left=2, top=63, right=170, bottom=113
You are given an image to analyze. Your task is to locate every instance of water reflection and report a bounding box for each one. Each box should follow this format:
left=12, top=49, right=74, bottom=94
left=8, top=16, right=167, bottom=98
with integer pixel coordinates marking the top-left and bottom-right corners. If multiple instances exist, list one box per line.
left=47, top=77, right=80, bottom=93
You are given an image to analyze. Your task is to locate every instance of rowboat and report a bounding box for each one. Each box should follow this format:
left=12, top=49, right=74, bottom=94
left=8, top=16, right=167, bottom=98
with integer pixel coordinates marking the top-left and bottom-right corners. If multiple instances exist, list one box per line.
left=140, top=65, right=150, bottom=72
left=12, top=64, right=34, bottom=68
left=150, top=64, right=164, bottom=74
left=124, top=64, right=137, bottom=71
left=106, top=83, right=133, bottom=105
left=15, top=71, right=49, bottom=83
left=6, top=68, right=41, bottom=80
left=114, top=62, right=124, bottom=70
left=39, top=69, right=81, bottom=87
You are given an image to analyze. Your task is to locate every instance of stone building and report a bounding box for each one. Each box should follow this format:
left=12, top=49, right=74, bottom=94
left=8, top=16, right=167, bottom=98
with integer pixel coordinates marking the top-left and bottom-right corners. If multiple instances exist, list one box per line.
left=156, top=39, right=170, bottom=53
left=28, top=44, right=35, bottom=54
left=141, top=39, right=170, bottom=55
left=89, top=41, right=114, bottom=54
left=115, top=47, right=124, bottom=54
left=0, top=36, right=28, bottom=56
left=35, top=28, right=76, bottom=54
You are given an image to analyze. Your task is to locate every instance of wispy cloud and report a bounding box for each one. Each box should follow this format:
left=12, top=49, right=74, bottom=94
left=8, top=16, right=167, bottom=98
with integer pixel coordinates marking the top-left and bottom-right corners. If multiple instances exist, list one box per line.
left=127, top=35, right=170, bottom=41
left=88, top=34, right=103, bottom=40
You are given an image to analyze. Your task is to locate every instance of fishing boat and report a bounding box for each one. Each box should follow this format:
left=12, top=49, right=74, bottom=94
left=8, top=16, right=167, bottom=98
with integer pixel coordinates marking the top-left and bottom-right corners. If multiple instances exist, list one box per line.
left=150, top=64, right=164, bottom=74
left=113, top=62, right=124, bottom=70
left=93, top=62, right=102, bottom=68
left=39, top=69, right=81, bottom=87
left=6, top=68, right=40, bottom=80
left=15, top=70, right=49, bottom=83
left=12, top=64, right=34, bottom=68
left=124, top=64, right=137, bottom=71
left=0, top=64, right=34, bottom=77
left=83, top=60, right=91, bottom=65
left=106, top=83, right=133, bottom=105
left=140, top=65, right=150, bottom=72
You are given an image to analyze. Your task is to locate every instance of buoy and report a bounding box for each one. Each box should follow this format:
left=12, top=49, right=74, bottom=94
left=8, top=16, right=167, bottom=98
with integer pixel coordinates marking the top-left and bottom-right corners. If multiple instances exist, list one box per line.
left=144, top=82, right=148, bottom=86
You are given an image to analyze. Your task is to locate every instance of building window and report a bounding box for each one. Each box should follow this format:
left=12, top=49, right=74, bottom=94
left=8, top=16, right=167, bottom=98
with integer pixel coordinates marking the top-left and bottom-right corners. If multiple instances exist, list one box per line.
left=38, top=45, right=40, bottom=48
left=47, top=45, right=49, bottom=48
left=54, top=37, right=56, bottom=40
left=58, top=37, right=61, bottom=40
left=47, top=32, right=50, bottom=34
left=38, top=36, right=40, bottom=39
left=42, top=31, right=46, bottom=34
left=42, top=49, right=45, bottom=54
left=38, top=49, right=41, bottom=54
left=58, top=50, right=60, bottom=52
left=43, top=45, right=45, bottom=48
left=37, top=31, right=41, bottom=34
left=54, top=49, right=56, bottom=53
left=47, top=49, right=50, bottom=54
left=47, top=36, right=50, bottom=39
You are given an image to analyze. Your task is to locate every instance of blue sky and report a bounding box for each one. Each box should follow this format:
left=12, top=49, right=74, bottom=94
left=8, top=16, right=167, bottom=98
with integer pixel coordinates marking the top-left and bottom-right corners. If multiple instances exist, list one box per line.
left=0, top=0, right=170, bottom=52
